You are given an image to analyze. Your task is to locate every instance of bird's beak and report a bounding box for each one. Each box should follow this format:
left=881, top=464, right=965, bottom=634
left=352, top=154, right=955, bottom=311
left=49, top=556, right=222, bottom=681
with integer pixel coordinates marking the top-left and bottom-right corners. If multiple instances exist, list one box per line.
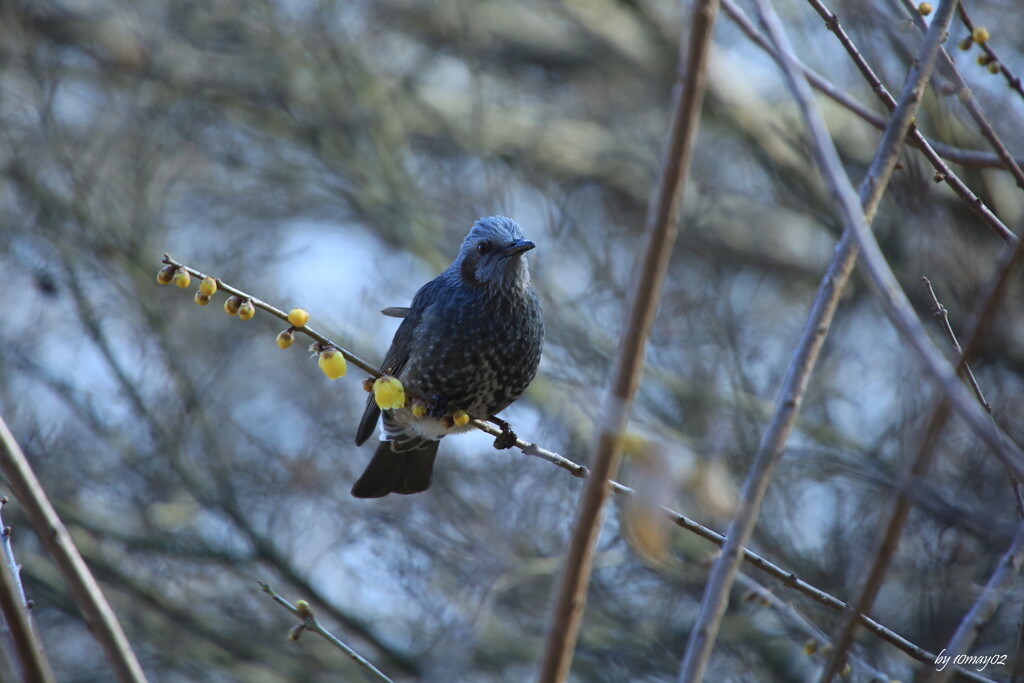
left=502, top=239, right=535, bottom=258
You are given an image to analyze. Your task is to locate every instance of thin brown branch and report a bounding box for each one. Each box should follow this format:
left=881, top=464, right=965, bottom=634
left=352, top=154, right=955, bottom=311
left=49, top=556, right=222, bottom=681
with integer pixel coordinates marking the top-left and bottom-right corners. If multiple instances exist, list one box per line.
left=258, top=582, right=393, bottom=682
left=921, top=278, right=988, bottom=408
left=679, top=1, right=963, bottom=681
left=0, top=416, right=147, bottom=683
left=956, top=3, right=1024, bottom=101
left=795, top=0, right=1016, bottom=244
left=161, top=254, right=379, bottom=377
left=898, top=0, right=1024, bottom=190
left=0, top=498, right=55, bottom=683
left=537, top=1, right=720, bottom=680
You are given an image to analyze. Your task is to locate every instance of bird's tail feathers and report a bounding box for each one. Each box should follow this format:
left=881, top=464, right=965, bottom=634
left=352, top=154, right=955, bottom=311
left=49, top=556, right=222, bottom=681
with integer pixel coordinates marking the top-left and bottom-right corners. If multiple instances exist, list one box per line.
left=351, top=436, right=439, bottom=498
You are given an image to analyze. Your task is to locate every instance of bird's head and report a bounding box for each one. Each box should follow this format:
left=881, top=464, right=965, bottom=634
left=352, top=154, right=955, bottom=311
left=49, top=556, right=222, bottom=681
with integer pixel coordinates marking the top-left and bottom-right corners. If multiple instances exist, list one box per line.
left=456, top=216, right=535, bottom=292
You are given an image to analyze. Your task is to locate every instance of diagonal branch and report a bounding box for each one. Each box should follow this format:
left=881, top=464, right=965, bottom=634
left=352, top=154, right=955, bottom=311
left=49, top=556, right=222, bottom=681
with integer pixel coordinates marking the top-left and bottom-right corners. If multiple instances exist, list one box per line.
left=258, top=582, right=393, bottom=682
left=726, top=0, right=1015, bottom=244
left=678, top=0, right=964, bottom=680
left=536, top=0, right=720, bottom=679
left=929, top=518, right=1024, bottom=683
left=0, top=497, right=55, bottom=683
left=0, top=416, right=147, bottom=683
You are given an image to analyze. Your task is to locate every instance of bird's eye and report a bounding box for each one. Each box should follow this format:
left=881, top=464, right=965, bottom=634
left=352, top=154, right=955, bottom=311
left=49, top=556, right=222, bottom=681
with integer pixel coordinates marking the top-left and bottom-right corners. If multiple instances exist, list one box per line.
left=476, top=241, right=492, bottom=255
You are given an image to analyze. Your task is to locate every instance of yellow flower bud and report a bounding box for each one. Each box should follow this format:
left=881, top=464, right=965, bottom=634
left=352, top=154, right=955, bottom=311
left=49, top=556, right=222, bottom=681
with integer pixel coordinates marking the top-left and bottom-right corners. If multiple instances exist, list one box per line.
left=224, top=295, right=241, bottom=316
left=958, top=37, right=973, bottom=51
left=199, top=276, right=217, bottom=296
left=917, top=2, right=931, bottom=15
left=988, top=61, right=1000, bottom=74
left=238, top=299, right=256, bottom=321
left=977, top=53, right=991, bottom=66
left=276, top=330, right=294, bottom=349
left=972, top=26, right=989, bottom=44
left=802, top=639, right=818, bottom=656
left=295, top=600, right=313, bottom=618
left=173, top=269, right=191, bottom=288
left=156, top=265, right=175, bottom=285
left=452, top=409, right=469, bottom=427
left=362, top=378, right=374, bottom=392
left=318, top=348, right=346, bottom=379
left=287, top=308, right=309, bottom=327
left=194, top=291, right=211, bottom=306
left=411, top=402, right=426, bottom=418
left=373, top=375, right=406, bottom=410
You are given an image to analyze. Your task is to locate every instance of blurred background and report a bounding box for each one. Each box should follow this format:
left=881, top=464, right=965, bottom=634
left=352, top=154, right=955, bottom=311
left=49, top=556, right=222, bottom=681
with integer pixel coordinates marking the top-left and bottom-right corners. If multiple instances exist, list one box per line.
left=1, top=0, right=1023, bottom=680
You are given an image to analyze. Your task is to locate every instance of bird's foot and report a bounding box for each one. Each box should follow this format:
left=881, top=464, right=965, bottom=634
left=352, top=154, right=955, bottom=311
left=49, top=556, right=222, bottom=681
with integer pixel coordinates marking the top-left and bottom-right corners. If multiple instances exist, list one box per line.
left=490, top=416, right=518, bottom=450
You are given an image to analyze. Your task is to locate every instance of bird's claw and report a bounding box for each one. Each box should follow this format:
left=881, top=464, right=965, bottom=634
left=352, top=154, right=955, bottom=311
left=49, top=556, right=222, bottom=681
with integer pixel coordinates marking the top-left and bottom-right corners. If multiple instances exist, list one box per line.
left=491, top=418, right=517, bottom=450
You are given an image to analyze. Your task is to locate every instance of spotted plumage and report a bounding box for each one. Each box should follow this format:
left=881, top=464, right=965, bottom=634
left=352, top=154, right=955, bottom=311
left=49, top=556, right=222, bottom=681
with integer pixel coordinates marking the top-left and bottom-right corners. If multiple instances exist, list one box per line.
left=352, top=216, right=544, bottom=498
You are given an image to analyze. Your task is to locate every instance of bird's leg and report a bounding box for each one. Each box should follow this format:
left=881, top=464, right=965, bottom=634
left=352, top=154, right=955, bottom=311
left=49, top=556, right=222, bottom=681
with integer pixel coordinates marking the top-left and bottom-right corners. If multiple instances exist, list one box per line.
left=489, top=416, right=518, bottom=450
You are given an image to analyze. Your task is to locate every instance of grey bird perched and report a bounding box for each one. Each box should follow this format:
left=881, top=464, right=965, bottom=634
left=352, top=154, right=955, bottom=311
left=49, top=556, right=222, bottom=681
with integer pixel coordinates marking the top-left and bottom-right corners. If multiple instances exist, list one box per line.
left=352, top=216, right=544, bottom=498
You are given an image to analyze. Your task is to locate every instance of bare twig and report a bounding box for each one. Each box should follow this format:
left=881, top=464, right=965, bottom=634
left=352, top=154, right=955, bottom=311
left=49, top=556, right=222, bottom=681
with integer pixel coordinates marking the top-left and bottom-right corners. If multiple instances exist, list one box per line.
left=258, top=582, right=393, bottom=682
left=0, top=498, right=55, bottom=683
left=922, top=279, right=1023, bottom=513
left=956, top=3, right=1024, bottom=101
left=162, top=254, right=379, bottom=377
left=536, top=1, right=720, bottom=680
left=928, top=517, right=1024, bottom=683
left=0, top=416, right=147, bottom=683
left=922, top=278, right=987, bottom=406
left=898, top=0, right=1024, bottom=190
left=795, top=0, right=1015, bottom=244
left=678, top=1, right=963, bottom=681
left=732, top=573, right=892, bottom=683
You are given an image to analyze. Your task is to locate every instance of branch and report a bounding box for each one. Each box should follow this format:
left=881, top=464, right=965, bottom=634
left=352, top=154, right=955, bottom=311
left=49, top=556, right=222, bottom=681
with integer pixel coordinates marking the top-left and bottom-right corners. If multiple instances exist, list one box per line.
left=898, top=0, right=1024, bottom=190
left=786, top=0, right=1011, bottom=242
left=537, top=1, right=720, bottom=679
left=929, top=518, right=1024, bottom=683
left=678, top=1, right=962, bottom=681
left=258, top=582, right=393, bottom=683
left=158, top=259, right=986, bottom=679
left=0, top=416, right=147, bottom=683
left=0, top=497, right=55, bottom=683
left=955, top=2, right=1024, bottom=102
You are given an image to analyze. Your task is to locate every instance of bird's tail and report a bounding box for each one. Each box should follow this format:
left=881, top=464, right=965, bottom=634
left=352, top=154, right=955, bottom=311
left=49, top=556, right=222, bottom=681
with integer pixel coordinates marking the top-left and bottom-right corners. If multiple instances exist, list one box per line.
left=351, top=437, right=440, bottom=498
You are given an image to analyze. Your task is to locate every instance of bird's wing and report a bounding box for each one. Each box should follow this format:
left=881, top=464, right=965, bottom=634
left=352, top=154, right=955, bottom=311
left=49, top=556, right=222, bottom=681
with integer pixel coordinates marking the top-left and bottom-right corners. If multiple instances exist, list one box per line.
left=355, top=280, right=439, bottom=445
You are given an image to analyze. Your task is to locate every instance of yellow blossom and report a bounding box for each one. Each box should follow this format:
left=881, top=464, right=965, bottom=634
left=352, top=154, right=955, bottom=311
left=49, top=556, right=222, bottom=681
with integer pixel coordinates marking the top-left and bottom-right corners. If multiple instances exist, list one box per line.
left=318, top=348, right=346, bottom=379
left=224, top=295, right=241, bottom=316
left=373, top=375, right=406, bottom=410
left=156, top=265, right=175, bottom=285
left=287, top=308, right=309, bottom=327
left=238, top=299, right=256, bottom=321
left=276, top=330, right=294, bottom=349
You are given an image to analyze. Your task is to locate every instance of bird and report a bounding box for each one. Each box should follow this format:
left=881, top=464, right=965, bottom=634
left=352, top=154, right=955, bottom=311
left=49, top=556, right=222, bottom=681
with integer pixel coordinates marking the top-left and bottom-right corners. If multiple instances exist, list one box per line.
left=352, top=216, right=544, bottom=498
